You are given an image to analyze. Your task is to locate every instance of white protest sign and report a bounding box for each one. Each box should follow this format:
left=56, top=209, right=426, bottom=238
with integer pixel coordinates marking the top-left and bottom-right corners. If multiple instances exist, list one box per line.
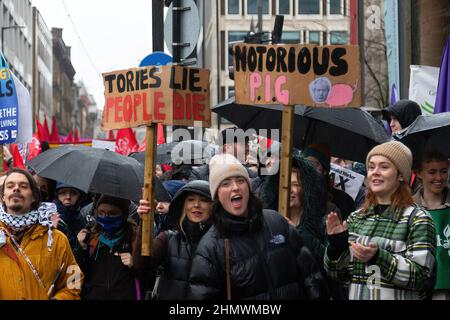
left=12, top=72, right=32, bottom=144
left=92, top=139, right=116, bottom=151
left=409, top=65, right=439, bottom=115
left=329, top=163, right=365, bottom=200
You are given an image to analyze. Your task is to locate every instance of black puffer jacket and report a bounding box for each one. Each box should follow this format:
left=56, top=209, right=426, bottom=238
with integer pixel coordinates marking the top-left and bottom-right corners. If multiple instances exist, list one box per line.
left=133, top=180, right=212, bottom=300
left=156, top=221, right=209, bottom=299
left=188, top=208, right=329, bottom=300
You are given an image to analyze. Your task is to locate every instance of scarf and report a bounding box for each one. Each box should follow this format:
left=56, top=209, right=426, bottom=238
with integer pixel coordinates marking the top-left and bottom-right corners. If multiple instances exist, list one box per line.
left=0, top=202, right=57, bottom=251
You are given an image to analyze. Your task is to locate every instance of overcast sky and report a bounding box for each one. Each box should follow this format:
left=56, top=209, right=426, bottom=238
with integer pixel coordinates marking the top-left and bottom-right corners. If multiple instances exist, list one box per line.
left=32, top=0, right=155, bottom=110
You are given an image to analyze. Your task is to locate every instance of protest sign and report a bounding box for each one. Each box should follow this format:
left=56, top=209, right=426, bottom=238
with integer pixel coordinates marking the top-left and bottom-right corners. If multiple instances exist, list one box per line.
left=330, top=163, right=365, bottom=200
left=409, top=65, right=439, bottom=115
left=0, top=52, right=19, bottom=144
left=101, top=65, right=211, bottom=130
left=233, top=43, right=361, bottom=107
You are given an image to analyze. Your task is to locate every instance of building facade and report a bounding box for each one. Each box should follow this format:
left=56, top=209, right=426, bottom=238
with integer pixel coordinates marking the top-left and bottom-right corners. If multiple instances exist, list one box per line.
left=52, top=27, right=76, bottom=136
left=75, top=81, right=97, bottom=139
left=0, top=0, right=33, bottom=91
left=32, top=7, right=53, bottom=123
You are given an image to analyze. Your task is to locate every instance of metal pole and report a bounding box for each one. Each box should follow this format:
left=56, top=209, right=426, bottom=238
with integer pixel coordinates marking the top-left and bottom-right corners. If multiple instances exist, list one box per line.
left=152, top=0, right=164, bottom=51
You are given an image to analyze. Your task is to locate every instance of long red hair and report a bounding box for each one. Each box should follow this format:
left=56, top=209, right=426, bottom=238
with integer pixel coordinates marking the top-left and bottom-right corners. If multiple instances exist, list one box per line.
left=363, top=181, right=414, bottom=216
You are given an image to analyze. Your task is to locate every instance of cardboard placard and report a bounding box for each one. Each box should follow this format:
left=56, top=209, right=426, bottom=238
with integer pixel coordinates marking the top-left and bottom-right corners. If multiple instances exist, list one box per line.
left=101, top=66, right=211, bottom=130
left=233, top=44, right=361, bottom=107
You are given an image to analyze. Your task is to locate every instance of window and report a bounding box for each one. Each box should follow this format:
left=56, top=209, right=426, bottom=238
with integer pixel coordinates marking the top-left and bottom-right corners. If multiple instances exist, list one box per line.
left=278, top=0, right=290, bottom=15
left=247, top=0, right=269, bottom=14
left=228, top=86, right=235, bottom=98
left=228, top=0, right=240, bottom=14
left=329, top=0, right=341, bottom=14
left=330, top=31, right=348, bottom=44
left=309, top=31, right=320, bottom=44
left=298, top=0, right=320, bottom=14
left=282, top=31, right=301, bottom=44
left=228, top=31, right=248, bottom=67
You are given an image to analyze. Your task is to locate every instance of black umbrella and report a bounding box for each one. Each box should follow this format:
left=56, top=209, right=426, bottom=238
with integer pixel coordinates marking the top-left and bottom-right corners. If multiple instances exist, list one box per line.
left=395, top=111, right=450, bottom=158
left=131, top=140, right=218, bottom=165
left=28, top=145, right=171, bottom=202
left=213, top=97, right=389, bottom=162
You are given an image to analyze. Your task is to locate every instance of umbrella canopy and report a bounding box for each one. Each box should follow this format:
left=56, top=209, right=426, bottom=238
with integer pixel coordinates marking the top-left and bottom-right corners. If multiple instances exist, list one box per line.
left=28, top=145, right=170, bottom=202
left=395, top=111, right=450, bottom=158
left=131, top=140, right=218, bottom=165
left=213, top=98, right=389, bottom=162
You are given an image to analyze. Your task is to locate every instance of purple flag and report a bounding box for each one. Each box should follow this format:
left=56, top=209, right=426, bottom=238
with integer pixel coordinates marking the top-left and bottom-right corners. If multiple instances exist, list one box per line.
left=390, top=83, right=397, bottom=105
left=434, top=36, right=450, bottom=114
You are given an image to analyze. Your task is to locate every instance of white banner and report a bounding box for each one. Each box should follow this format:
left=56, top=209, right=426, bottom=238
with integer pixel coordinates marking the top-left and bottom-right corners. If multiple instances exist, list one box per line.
left=92, top=139, right=116, bottom=151
left=12, top=72, right=33, bottom=144
left=409, top=65, right=440, bottom=115
left=329, top=163, right=365, bottom=200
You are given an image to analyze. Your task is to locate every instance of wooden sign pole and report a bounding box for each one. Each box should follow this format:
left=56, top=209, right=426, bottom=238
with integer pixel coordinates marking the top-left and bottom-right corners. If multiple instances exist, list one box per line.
left=141, top=124, right=157, bottom=256
left=277, top=105, right=294, bottom=218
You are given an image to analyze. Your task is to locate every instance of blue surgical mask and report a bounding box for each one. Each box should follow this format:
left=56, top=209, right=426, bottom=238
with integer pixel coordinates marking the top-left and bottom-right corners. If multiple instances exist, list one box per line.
left=96, top=216, right=124, bottom=235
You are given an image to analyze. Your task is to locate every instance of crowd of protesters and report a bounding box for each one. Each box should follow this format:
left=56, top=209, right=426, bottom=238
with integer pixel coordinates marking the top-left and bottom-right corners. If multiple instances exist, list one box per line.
left=0, top=100, right=448, bottom=300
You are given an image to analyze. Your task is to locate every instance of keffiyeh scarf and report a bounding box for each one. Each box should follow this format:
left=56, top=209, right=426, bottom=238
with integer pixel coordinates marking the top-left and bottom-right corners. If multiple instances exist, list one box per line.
left=0, top=202, right=57, bottom=250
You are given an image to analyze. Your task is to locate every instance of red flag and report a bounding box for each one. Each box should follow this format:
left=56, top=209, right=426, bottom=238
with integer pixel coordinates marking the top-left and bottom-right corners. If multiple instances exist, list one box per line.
left=27, top=134, right=42, bottom=161
left=138, top=139, right=146, bottom=152
left=65, top=131, right=73, bottom=143
left=157, top=123, right=166, bottom=145
left=74, top=129, right=80, bottom=142
left=138, top=125, right=164, bottom=152
left=3, top=160, right=8, bottom=171
left=50, top=116, right=60, bottom=142
left=108, top=130, right=115, bottom=141
left=43, top=118, right=50, bottom=141
left=36, top=118, right=49, bottom=142
left=115, top=128, right=139, bottom=156
left=10, top=144, right=25, bottom=169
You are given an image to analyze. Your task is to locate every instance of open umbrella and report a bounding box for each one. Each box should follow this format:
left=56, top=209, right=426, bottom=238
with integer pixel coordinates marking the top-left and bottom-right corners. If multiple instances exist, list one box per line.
left=131, top=140, right=218, bottom=165
left=213, top=97, right=389, bottom=162
left=395, top=111, right=450, bottom=158
left=28, top=145, right=170, bottom=202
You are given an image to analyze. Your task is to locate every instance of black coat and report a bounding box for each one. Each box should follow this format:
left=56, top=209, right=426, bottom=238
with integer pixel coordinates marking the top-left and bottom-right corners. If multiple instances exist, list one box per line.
left=188, top=209, right=329, bottom=300
left=75, top=232, right=137, bottom=300
left=157, top=226, right=206, bottom=299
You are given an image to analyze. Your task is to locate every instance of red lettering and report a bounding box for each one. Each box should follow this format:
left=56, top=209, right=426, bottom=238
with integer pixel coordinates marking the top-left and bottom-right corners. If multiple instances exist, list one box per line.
left=185, top=93, right=192, bottom=121
left=143, top=92, right=152, bottom=121
left=115, top=96, right=123, bottom=122
left=193, top=94, right=205, bottom=121
left=153, top=92, right=166, bottom=121
left=133, top=94, right=142, bottom=122
left=105, top=97, right=115, bottom=122
left=173, top=92, right=184, bottom=120
left=123, top=95, right=132, bottom=122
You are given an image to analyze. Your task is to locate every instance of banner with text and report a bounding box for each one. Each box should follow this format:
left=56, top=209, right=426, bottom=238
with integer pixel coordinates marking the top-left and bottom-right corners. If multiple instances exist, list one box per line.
left=233, top=43, right=361, bottom=107
left=330, top=163, right=365, bottom=200
left=0, top=51, right=19, bottom=144
left=101, top=65, right=211, bottom=130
